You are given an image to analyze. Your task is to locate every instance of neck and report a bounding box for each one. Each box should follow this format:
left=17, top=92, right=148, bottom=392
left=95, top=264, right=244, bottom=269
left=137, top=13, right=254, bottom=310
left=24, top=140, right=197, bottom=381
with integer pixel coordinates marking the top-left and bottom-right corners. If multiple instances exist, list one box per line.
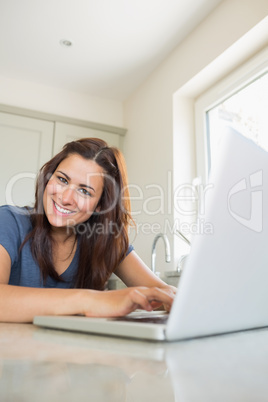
left=50, top=226, right=76, bottom=244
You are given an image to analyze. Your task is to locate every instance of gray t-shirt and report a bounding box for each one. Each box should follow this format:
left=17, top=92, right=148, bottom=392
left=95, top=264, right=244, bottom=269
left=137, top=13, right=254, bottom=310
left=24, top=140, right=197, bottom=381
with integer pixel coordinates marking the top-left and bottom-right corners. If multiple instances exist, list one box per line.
left=0, top=205, right=133, bottom=288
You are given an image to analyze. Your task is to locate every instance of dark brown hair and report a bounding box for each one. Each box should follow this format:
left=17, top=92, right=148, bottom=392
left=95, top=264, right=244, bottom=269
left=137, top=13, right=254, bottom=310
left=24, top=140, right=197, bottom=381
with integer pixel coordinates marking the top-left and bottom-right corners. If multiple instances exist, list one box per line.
left=26, top=138, right=133, bottom=289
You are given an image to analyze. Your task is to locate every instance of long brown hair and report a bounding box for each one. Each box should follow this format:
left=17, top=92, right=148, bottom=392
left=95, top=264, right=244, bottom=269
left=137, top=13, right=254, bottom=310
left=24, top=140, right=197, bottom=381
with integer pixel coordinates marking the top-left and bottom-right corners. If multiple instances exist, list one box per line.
left=26, top=138, right=133, bottom=289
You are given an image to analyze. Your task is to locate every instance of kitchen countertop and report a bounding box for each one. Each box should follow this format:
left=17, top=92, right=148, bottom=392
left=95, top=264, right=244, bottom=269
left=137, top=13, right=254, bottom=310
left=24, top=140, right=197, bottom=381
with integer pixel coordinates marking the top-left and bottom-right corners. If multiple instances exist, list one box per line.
left=1, top=323, right=268, bottom=401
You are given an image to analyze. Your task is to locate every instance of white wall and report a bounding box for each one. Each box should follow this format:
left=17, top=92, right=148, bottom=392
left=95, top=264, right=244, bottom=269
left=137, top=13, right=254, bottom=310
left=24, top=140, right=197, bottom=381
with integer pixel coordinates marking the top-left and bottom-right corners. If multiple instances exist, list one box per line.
left=123, top=0, right=268, bottom=274
left=0, top=0, right=267, bottom=276
left=0, top=75, right=124, bottom=128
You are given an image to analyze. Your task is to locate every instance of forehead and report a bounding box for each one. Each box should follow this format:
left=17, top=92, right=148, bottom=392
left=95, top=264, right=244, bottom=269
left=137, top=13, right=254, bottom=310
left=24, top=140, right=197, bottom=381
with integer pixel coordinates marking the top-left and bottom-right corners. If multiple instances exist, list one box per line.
left=57, top=154, right=104, bottom=184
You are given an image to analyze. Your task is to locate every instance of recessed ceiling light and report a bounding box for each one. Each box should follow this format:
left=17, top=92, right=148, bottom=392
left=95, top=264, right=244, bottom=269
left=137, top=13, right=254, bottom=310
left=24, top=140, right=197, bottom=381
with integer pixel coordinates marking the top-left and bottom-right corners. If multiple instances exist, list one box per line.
left=60, top=39, right=73, bottom=47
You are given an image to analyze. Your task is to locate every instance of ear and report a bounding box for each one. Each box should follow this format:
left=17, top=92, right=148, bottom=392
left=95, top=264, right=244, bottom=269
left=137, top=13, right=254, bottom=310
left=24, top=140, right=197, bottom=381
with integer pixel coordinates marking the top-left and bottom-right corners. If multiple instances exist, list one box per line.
left=95, top=205, right=101, bottom=213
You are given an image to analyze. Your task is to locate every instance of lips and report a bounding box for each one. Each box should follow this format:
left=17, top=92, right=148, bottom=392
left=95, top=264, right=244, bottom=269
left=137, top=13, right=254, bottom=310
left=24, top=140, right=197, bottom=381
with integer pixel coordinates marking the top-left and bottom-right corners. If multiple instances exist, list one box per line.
left=53, top=201, right=75, bottom=215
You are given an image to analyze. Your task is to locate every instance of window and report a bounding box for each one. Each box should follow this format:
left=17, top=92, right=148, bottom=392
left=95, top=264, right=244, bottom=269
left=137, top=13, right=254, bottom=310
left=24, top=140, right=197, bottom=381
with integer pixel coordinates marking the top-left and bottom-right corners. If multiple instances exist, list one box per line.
left=195, top=47, right=268, bottom=182
left=207, top=72, right=268, bottom=174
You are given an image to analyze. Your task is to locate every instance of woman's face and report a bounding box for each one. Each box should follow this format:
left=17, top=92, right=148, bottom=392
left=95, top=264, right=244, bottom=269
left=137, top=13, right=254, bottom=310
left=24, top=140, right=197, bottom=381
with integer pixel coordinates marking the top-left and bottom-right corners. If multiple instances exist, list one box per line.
left=43, top=154, right=104, bottom=230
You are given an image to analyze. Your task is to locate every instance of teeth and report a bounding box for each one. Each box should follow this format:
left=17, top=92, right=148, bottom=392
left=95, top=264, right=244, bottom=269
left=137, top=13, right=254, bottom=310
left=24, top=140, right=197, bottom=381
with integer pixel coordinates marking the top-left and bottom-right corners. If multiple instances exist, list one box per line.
left=54, top=202, right=73, bottom=214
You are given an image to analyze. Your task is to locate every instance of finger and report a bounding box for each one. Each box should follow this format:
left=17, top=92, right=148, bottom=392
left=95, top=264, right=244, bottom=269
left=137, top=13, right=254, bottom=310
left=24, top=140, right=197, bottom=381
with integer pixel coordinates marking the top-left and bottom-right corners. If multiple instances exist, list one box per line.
left=162, top=303, right=171, bottom=312
left=128, top=289, right=153, bottom=312
left=150, top=301, right=164, bottom=310
left=157, top=285, right=177, bottom=296
left=142, top=287, right=175, bottom=305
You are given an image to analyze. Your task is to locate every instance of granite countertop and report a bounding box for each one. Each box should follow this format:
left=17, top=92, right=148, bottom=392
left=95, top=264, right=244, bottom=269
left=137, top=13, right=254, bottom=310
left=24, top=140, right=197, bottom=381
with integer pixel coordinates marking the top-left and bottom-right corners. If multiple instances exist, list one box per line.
left=1, top=323, right=268, bottom=401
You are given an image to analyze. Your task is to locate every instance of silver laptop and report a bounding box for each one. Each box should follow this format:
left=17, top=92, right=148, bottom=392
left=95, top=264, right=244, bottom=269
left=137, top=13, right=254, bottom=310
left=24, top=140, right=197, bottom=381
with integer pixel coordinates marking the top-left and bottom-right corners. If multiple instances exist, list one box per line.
left=34, top=127, right=268, bottom=341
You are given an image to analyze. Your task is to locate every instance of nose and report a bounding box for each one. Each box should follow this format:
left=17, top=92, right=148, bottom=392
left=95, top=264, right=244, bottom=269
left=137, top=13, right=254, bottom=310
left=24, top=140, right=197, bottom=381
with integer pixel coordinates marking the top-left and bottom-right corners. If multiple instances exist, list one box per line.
left=61, top=187, right=76, bottom=205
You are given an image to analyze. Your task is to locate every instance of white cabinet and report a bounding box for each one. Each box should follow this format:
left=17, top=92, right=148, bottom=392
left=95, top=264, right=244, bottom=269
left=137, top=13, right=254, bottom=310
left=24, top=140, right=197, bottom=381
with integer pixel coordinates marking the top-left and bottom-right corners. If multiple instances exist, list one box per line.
left=53, top=122, right=121, bottom=155
left=0, top=112, right=54, bottom=207
left=0, top=111, right=124, bottom=207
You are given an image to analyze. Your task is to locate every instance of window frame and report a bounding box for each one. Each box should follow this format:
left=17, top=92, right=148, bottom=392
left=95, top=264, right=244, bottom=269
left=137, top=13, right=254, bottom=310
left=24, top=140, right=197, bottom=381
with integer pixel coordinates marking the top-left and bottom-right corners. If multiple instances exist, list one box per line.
left=194, top=46, right=268, bottom=184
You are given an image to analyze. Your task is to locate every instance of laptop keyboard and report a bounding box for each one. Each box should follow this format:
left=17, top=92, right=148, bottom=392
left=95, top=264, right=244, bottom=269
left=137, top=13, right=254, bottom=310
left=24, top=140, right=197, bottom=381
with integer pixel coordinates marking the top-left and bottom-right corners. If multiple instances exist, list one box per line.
left=115, top=314, right=169, bottom=324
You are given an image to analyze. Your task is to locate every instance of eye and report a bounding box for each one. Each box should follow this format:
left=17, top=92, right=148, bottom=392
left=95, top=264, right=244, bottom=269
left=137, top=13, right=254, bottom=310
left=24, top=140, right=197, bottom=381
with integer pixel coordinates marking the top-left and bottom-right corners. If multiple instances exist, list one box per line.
left=78, top=188, right=92, bottom=197
left=57, top=176, right=68, bottom=185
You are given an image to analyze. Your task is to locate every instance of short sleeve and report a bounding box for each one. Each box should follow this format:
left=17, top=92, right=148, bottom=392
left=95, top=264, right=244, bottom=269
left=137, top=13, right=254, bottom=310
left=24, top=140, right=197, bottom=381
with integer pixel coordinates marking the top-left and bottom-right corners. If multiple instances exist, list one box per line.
left=126, top=244, right=134, bottom=256
left=0, top=206, right=29, bottom=266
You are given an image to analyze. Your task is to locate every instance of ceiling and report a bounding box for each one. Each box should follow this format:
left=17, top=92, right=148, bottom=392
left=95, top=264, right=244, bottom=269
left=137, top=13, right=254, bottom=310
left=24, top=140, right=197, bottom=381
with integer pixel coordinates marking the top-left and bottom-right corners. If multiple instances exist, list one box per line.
left=0, top=0, right=223, bottom=101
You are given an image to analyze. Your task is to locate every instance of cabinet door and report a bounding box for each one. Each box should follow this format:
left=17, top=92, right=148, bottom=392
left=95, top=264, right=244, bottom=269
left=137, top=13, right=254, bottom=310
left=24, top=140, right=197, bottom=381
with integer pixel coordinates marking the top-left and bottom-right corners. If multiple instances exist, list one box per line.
left=53, top=122, right=122, bottom=155
left=0, top=112, right=54, bottom=207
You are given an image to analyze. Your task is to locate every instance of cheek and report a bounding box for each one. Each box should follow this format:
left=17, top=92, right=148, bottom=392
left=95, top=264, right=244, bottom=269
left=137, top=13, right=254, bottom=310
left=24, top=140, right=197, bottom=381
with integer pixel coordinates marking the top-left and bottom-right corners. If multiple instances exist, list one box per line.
left=46, top=181, right=60, bottom=196
left=43, top=182, right=61, bottom=213
left=77, top=197, right=100, bottom=215
left=77, top=199, right=94, bottom=214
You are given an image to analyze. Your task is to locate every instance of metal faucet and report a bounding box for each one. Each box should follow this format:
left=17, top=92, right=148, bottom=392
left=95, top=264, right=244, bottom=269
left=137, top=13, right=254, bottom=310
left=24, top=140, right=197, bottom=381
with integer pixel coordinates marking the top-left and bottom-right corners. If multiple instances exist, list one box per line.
left=175, top=230, right=191, bottom=246
left=177, top=254, right=188, bottom=273
left=175, top=230, right=191, bottom=273
left=151, top=234, right=171, bottom=274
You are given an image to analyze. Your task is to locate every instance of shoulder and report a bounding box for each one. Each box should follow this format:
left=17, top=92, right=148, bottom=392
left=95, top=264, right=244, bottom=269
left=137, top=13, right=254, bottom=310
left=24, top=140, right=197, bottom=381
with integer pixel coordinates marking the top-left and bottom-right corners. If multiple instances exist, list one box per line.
left=0, top=205, right=33, bottom=233
left=126, top=244, right=134, bottom=256
left=0, top=204, right=32, bottom=219
left=0, top=206, right=33, bottom=267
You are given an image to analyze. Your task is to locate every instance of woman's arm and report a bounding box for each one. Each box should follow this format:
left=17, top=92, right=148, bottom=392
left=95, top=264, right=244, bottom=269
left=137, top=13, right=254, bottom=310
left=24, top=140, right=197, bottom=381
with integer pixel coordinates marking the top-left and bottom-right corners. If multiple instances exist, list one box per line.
left=0, top=246, right=174, bottom=323
left=114, top=250, right=176, bottom=291
left=0, top=284, right=174, bottom=323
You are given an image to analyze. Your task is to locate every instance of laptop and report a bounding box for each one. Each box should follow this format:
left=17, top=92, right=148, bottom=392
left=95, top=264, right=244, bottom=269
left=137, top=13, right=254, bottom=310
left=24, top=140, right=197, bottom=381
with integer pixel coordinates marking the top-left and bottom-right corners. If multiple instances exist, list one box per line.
left=34, top=127, right=268, bottom=341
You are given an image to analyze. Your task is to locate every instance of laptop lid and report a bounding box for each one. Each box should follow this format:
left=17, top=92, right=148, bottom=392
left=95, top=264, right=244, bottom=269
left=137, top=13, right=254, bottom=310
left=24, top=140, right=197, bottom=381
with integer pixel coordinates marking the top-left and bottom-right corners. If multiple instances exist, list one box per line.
left=166, top=127, right=268, bottom=340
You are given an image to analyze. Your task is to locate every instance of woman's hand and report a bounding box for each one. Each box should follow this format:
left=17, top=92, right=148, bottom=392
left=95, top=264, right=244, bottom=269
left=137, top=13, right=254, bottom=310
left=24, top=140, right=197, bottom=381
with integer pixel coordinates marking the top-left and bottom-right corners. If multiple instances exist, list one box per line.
left=155, top=284, right=177, bottom=312
left=114, top=251, right=178, bottom=312
left=82, top=286, right=175, bottom=318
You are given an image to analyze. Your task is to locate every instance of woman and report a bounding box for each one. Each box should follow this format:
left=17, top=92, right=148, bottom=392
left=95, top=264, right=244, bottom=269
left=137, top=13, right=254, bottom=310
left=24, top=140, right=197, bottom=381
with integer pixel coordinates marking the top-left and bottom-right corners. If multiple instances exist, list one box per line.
left=0, top=138, right=175, bottom=322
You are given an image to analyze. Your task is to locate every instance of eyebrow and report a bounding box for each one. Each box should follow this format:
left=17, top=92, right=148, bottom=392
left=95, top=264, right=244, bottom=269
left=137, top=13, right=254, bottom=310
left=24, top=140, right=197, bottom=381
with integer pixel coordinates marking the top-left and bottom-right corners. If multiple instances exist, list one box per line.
left=57, top=170, right=96, bottom=193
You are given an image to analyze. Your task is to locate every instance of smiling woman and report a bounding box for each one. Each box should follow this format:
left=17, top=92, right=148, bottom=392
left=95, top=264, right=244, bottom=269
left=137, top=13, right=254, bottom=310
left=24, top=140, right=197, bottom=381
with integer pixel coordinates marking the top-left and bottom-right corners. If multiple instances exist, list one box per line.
left=43, top=155, right=104, bottom=229
left=0, top=137, right=175, bottom=323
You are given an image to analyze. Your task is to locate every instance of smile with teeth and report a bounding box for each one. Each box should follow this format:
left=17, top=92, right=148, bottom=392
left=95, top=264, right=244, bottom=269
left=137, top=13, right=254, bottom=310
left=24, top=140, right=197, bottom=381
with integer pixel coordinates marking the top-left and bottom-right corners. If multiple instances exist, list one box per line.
left=53, top=201, right=75, bottom=215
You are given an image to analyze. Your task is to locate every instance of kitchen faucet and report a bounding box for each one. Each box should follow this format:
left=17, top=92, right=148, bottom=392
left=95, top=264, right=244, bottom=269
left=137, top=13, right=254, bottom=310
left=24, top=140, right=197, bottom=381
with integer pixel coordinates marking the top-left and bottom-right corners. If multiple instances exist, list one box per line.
left=151, top=234, right=171, bottom=274
left=175, top=229, right=191, bottom=273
